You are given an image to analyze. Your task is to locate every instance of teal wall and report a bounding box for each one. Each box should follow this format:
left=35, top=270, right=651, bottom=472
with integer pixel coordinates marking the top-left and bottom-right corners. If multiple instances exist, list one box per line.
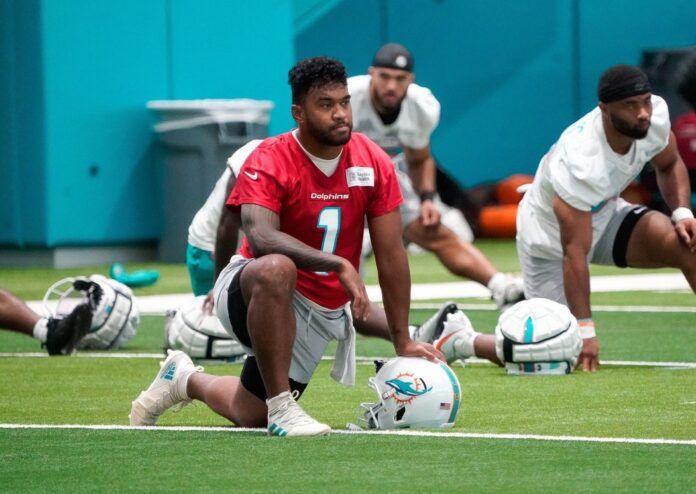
left=295, top=0, right=696, bottom=187
left=0, top=0, right=47, bottom=245
left=40, top=1, right=169, bottom=246
left=1, top=0, right=294, bottom=247
left=2, top=0, right=695, bottom=247
left=577, top=0, right=696, bottom=111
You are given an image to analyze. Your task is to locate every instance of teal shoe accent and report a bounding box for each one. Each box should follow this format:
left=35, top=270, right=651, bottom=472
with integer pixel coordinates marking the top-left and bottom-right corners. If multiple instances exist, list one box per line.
left=110, top=263, right=159, bottom=288
left=268, top=423, right=288, bottom=437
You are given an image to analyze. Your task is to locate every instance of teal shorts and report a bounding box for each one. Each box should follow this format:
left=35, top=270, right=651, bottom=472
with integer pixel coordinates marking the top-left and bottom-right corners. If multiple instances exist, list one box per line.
left=186, top=243, right=214, bottom=296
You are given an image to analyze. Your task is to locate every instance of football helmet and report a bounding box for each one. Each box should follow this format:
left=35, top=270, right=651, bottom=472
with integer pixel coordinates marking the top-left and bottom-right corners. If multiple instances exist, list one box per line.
left=43, top=274, right=139, bottom=350
left=164, top=296, right=245, bottom=361
left=495, top=298, right=582, bottom=375
left=358, top=357, right=461, bottom=430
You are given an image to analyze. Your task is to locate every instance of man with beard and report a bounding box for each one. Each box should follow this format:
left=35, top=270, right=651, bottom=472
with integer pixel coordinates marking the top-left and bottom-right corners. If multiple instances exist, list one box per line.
left=516, top=65, right=696, bottom=372
left=349, top=43, right=524, bottom=310
left=131, top=56, right=444, bottom=436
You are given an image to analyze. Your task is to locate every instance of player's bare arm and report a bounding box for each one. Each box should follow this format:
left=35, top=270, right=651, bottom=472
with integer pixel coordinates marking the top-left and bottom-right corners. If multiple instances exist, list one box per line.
left=403, top=145, right=440, bottom=226
left=651, top=132, right=696, bottom=249
left=368, top=209, right=444, bottom=362
left=203, top=172, right=241, bottom=313
left=241, top=203, right=370, bottom=319
left=214, top=172, right=240, bottom=281
left=553, top=194, right=599, bottom=372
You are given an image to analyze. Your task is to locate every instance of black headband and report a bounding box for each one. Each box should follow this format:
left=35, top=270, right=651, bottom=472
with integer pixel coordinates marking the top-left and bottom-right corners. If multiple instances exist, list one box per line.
left=598, top=65, right=652, bottom=103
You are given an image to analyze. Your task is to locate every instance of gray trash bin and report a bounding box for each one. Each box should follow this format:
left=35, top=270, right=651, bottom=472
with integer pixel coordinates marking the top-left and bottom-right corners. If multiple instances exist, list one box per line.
left=148, top=99, right=273, bottom=262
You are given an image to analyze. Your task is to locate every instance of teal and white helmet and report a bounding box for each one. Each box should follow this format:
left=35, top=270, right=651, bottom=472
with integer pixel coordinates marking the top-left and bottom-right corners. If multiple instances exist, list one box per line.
left=43, top=274, right=139, bottom=350
left=164, top=295, right=245, bottom=361
left=495, top=298, right=582, bottom=375
left=358, top=357, right=461, bottom=430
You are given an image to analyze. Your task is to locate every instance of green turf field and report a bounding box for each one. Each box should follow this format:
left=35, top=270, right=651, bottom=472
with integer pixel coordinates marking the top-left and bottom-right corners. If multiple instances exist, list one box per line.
left=1, top=240, right=694, bottom=493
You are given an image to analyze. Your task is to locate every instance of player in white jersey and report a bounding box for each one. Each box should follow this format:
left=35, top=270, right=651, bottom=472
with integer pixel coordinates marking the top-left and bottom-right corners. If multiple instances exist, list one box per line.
left=348, top=43, right=524, bottom=310
left=517, top=65, right=696, bottom=372
left=186, top=140, right=261, bottom=299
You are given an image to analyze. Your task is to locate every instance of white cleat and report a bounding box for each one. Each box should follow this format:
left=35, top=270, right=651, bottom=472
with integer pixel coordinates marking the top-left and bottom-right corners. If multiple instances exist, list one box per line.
left=434, top=311, right=479, bottom=364
left=267, top=391, right=331, bottom=437
left=410, top=302, right=459, bottom=344
left=490, top=274, right=525, bottom=311
left=129, top=350, right=203, bottom=426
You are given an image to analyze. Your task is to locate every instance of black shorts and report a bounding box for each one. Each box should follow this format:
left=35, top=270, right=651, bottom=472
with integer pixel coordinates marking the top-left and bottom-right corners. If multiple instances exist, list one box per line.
left=611, top=206, right=650, bottom=268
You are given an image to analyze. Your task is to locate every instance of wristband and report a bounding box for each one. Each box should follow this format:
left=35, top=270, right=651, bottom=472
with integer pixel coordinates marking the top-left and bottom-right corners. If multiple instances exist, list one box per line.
left=419, top=191, right=436, bottom=202
left=671, top=207, right=694, bottom=223
left=577, top=318, right=596, bottom=339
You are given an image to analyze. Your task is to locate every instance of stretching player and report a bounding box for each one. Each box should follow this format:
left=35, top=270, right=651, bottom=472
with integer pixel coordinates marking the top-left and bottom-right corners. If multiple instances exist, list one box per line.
left=349, top=43, right=524, bottom=309
left=131, top=56, right=443, bottom=436
left=185, top=140, right=460, bottom=344
left=0, top=288, right=92, bottom=355
left=517, top=65, right=696, bottom=372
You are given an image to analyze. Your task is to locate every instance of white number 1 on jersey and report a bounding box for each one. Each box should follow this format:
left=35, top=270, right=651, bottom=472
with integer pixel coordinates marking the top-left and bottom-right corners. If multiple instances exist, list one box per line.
left=316, top=207, right=341, bottom=275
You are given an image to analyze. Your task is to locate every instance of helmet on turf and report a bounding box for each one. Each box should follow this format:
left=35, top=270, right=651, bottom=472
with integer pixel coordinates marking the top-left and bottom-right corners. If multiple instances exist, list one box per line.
left=164, top=295, right=245, bottom=361
left=495, top=298, right=582, bottom=375
left=358, top=357, right=461, bottom=429
left=43, top=274, right=139, bottom=349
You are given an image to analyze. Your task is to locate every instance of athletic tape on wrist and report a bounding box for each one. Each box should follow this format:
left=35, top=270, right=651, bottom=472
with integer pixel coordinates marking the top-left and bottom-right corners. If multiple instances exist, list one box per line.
left=671, top=207, right=695, bottom=223
left=577, top=319, right=596, bottom=339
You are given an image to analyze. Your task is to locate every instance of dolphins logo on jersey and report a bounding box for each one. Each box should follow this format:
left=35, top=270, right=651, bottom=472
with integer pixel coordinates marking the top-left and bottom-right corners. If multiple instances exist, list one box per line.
left=385, top=372, right=432, bottom=405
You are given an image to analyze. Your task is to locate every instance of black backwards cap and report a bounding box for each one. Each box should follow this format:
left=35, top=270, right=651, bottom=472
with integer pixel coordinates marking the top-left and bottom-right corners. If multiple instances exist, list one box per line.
left=597, top=65, right=652, bottom=103
left=372, top=43, right=414, bottom=72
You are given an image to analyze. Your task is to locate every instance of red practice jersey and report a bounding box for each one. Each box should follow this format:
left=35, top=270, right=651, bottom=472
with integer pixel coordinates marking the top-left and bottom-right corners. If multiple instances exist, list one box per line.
left=227, top=131, right=403, bottom=309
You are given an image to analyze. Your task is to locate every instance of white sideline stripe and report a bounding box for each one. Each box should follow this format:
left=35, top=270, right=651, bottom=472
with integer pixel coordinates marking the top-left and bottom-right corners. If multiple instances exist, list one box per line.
left=412, top=303, right=696, bottom=313
left=1, top=352, right=694, bottom=368
left=25, top=273, right=691, bottom=316
left=0, top=423, right=693, bottom=446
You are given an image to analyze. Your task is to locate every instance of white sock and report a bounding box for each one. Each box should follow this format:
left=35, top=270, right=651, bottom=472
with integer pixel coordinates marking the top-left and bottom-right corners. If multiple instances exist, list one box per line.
left=453, top=331, right=478, bottom=358
left=32, top=318, right=49, bottom=343
left=487, top=272, right=506, bottom=293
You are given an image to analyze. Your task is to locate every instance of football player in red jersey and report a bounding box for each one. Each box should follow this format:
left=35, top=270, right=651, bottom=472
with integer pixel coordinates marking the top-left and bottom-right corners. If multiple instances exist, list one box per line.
left=130, top=57, right=443, bottom=437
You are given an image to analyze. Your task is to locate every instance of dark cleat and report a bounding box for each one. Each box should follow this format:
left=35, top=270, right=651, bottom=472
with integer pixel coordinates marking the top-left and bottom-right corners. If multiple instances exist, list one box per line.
left=410, top=301, right=459, bottom=343
left=44, top=303, right=92, bottom=356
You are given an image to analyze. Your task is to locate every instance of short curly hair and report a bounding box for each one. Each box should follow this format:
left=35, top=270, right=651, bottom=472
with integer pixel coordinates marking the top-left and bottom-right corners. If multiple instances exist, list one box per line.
left=288, top=56, right=347, bottom=104
left=676, top=51, right=696, bottom=109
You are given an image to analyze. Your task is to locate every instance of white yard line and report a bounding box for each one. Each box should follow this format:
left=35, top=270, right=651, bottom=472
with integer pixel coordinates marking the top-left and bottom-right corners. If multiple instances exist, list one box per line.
left=0, top=423, right=693, bottom=446
left=411, top=302, right=696, bottom=313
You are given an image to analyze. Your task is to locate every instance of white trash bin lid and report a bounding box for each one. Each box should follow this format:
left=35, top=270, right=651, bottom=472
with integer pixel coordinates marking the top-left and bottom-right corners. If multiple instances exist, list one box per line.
left=147, top=99, right=274, bottom=132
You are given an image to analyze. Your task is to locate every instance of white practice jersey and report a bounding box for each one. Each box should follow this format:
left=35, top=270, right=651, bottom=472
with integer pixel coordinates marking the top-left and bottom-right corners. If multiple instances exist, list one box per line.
left=517, top=95, right=671, bottom=260
left=348, top=75, right=440, bottom=153
left=187, top=139, right=262, bottom=251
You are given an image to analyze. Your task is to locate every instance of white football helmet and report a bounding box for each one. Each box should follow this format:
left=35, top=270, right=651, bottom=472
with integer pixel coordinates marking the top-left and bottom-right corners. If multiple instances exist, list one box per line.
left=358, top=357, right=461, bottom=430
left=495, top=298, right=582, bottom=375
left=164, top=296, right=245, bottom=361
left=43, top=274, right=140, bottom=350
